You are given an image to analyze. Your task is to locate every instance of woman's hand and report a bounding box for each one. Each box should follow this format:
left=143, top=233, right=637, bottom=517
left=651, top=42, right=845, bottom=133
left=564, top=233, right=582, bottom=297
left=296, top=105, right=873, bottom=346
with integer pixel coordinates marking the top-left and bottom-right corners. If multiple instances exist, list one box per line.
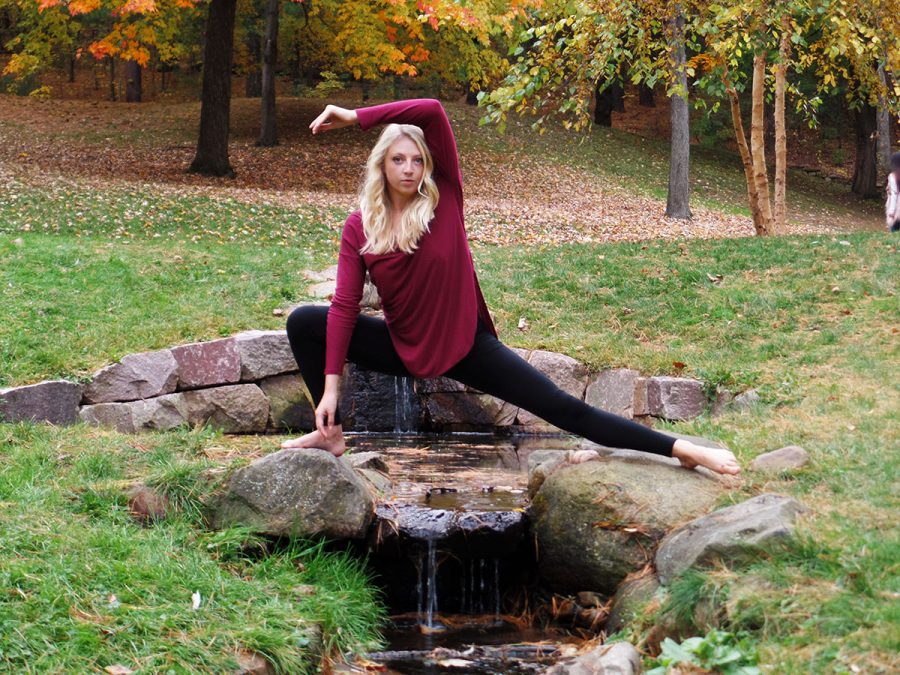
left=309, top=105, right=358, bottom=135
left=315, top=374, right=342, bottom=439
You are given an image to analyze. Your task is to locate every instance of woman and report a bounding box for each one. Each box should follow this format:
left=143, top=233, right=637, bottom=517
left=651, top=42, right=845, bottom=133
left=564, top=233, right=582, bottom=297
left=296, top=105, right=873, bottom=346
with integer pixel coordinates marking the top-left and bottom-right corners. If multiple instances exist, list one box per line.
left=886, top=152, right=900, bottom=233
left=282, top=98, right=740, bottom=476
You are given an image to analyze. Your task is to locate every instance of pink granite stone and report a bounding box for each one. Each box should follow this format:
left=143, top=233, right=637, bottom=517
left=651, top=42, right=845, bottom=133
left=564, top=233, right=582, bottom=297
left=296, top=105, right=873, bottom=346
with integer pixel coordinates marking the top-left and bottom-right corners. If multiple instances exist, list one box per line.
left=172, top=338, right=241, bottom=390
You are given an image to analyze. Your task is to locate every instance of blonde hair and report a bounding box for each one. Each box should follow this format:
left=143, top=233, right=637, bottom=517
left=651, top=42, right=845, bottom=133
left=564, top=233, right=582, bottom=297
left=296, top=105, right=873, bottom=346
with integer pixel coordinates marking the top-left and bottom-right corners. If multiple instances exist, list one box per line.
left=359, top=123, right=440, bottom=255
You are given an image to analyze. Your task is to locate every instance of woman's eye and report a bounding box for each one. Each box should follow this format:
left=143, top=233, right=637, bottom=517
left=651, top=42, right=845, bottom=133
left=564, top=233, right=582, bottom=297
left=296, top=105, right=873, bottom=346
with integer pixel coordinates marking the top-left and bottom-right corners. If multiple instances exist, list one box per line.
left=414, top=158, right=424, bottom=165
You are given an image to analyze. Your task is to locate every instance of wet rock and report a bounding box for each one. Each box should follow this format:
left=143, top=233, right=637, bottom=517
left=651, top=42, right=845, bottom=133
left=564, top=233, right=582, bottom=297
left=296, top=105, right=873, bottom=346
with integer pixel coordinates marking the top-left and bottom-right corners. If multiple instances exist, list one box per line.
left=259, top=373, right=314, bottom=431
left=371, top=503, right=525, bottom=558
left=423, top=389, right=518, bottom=428
left=341, top=365, right=421, bottom=432
left=655, top=493, right=807, bottom=585
left=83, top=350, right=177, bottom=403
left=544, top=641, right=642, bottom=675
left=234, top=330, right=298, bottom=381
left=585, top=369, right=640, bottom=419
left=750, top=445, right=809, bottom=472
left=356, top=468, right=393, bottom=495
left=0, top=380, right=83, bottom=425
left=183, top=384, right=269, bottom=433
left=517, top=351, right=589, bottom=430
left=647, top=376, right=706, bottom=420
left=606, top=574, right=660, bottom=634
left=172, top=338, right=241, bottom=390
left=207, top=448, right=374, bottom=539
left=531, top=458, right=721, bottom=594
left=126, top=483, right=168, bottom=524
left=344, top=451, right=390, bottom=474
left=414, top=377, right=466, bottom=394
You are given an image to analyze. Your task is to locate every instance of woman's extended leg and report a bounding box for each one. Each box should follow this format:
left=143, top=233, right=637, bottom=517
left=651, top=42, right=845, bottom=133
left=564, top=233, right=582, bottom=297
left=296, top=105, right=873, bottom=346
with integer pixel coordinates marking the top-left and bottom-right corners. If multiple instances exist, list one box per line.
left=446, top=329, right=740, bottom=474
left=283, top=305, right=409, bottom=454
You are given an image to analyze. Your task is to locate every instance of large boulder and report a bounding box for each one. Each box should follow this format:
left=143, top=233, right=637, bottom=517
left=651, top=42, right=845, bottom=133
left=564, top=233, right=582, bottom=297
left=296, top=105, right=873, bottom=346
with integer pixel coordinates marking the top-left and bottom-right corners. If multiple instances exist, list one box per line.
left=182, top=384, right=269, bottom=433
left=234, top=330, right=298, bottom=381
left=606, top=574, right=661, bottom=634
left=0, top=380, right=82, bottom=424
left=206, top=448, right=375, bottom=539
left=517, top=350, right=589, bottom=431
left=530, top=458, right=722, bottom=594
left=655, top=493, right=807, bottom=585
left=172, top=338, right=241, bottom=390
left=83, top=350, right=178, bottom=403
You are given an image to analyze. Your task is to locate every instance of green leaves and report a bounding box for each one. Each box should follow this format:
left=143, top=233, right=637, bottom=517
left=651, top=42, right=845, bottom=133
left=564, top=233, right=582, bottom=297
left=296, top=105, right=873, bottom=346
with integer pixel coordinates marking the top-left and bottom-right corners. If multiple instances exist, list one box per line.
left=646, top=629, right=762, bottom=675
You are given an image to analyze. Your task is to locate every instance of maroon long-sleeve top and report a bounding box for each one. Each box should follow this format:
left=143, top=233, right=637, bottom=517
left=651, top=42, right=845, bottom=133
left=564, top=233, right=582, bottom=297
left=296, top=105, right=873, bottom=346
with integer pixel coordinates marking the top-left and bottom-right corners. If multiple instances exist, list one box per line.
left=324, top=99, right=495, bottom=378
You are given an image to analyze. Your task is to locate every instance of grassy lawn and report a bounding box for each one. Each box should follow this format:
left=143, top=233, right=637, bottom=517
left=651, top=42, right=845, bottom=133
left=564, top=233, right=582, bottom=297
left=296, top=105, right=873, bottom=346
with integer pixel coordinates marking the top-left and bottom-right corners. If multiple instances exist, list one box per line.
left=1, top=97, right=898, bottom=672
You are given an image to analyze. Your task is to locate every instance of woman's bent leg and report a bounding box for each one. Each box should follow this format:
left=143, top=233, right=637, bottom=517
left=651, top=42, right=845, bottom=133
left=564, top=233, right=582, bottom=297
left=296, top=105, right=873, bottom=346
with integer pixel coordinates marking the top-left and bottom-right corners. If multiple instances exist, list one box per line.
left=445, top=331, right=676, bottom=456
left=285, top=305, right=410, bottom=424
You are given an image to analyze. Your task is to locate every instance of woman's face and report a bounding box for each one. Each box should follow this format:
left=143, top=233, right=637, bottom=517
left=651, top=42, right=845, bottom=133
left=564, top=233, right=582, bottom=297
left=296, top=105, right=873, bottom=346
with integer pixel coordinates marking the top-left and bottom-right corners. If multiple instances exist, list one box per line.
left=383, top=136, right=425, bottom=202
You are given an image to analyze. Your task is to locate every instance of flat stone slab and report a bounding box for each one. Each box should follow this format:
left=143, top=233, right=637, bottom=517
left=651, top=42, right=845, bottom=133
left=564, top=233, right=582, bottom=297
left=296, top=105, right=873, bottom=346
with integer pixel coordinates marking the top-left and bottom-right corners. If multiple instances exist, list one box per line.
left=372, top=503, right=525, bottom=558
left=81, top=393, right=189, bottom=433
left=83, top=350, right=178, bottom=403
left=585, top=368, right=640, bottom=419
left=182, top=384, right=269, bottom=433
left=0, top=380, right=83, bottom=424
left=655, top=493, right=807, bottom=585
left=234, top=330, right=298, bottom=381
left=172, top=338, right=241, bottom=390
left=647, top=376, right=706, bottom=420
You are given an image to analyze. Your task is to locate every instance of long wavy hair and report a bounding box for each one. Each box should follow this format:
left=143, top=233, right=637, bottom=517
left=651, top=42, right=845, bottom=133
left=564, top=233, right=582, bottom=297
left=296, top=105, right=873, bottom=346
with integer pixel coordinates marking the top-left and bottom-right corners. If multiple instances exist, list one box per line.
left=359, top=123, right=440, bottom=255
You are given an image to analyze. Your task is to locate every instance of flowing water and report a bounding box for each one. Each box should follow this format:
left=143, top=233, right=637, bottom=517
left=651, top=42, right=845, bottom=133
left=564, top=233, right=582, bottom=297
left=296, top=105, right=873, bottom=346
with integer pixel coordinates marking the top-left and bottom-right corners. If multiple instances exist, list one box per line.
left=345, top=432, right=583, bottom=674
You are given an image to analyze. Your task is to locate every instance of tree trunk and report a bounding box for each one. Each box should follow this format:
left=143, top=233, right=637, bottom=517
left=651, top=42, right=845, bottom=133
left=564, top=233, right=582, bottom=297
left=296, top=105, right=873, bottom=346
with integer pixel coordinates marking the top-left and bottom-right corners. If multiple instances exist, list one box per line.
left=68, top=53, right=76, bottom=83
left=245, top=32, right=262, bottom=97
left=593, top=79, right=624, bottom=126
left=465, top=83, right=479, bottom=105
left=639, top=83, right=655, bottom=107
left=773, top=27, right=791, bottom=233
left=876, top=63, right=892, bottom=188
left=728, top=86, right=765, bottom=234
left=851, top=102, right=879, bottom=198
left=666, top=10, right=690, bottom=220
left=189, top=0, right=238, bottom=177
left=108, top=57, right=117, bottom=101
left=124, top=60, right=142, bottom=102
left=750, top=54, right=774, bottom=235
left=257, top=0, right=279, bottom=146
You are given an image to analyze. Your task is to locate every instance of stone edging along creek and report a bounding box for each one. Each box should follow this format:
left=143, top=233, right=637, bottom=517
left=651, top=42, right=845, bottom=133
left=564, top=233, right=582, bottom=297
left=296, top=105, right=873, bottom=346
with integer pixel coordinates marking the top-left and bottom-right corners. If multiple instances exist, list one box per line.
left=1, top=329, right=811, bottom=673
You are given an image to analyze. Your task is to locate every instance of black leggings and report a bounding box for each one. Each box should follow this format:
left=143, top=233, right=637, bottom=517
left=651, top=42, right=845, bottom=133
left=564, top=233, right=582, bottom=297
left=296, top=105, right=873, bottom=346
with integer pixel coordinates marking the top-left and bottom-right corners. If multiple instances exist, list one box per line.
left=286, top=305, right=676, bottom=457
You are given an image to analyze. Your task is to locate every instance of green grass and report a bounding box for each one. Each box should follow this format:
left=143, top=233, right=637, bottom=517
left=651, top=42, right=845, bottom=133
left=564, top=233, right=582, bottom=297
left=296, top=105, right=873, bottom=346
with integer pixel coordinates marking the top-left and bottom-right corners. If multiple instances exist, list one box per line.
left=1, top=96, right=898, bottom=672
left=0, top=424, right=384, bottom=673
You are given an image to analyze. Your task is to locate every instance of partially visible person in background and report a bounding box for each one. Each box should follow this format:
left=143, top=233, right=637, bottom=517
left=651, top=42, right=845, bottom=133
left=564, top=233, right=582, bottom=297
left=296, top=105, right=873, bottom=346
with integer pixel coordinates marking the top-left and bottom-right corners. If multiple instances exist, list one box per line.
left=886, top=152, right=900, bottom=233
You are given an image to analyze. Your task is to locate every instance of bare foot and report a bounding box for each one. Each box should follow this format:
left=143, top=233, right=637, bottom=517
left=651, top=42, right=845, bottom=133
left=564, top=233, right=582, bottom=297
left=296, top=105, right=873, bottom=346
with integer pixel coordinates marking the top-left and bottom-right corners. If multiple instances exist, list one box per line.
left=672, top=439, right=741, bottom=475
left=280, top=428, right=347, bottom=457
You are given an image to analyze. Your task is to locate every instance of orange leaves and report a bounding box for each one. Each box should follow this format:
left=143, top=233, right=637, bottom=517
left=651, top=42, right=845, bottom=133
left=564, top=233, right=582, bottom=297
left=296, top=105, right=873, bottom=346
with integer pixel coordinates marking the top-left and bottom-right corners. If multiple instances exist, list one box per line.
left=67, top=0, right=103, bottom=15
left=119, top=0, right=158, bottom=14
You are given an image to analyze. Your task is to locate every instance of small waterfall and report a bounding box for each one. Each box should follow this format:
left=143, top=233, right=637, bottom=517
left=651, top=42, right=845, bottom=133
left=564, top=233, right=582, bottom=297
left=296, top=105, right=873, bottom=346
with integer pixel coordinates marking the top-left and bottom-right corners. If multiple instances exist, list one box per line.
left=393, top=376, right=416, bottom=433
left=413, top=545, right=502, bottom=626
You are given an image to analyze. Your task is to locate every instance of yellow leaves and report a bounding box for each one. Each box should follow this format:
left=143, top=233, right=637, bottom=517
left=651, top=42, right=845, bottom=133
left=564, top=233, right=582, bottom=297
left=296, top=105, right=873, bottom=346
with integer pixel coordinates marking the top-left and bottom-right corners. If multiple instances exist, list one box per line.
left=119, top=0, right=158, bottom=14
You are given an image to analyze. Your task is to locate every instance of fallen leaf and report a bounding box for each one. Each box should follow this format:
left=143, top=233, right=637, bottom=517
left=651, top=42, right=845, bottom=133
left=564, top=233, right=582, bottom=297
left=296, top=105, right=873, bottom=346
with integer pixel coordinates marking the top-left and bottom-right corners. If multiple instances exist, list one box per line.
left=191, top=591, right=201, bottom=610
left=272, top=308, right=285, bottom=316
left=104, top=666, right=134, bottom=675
left=517, top=316, right=529, bottom=331
left=672, top=361, right=686, bottom=371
